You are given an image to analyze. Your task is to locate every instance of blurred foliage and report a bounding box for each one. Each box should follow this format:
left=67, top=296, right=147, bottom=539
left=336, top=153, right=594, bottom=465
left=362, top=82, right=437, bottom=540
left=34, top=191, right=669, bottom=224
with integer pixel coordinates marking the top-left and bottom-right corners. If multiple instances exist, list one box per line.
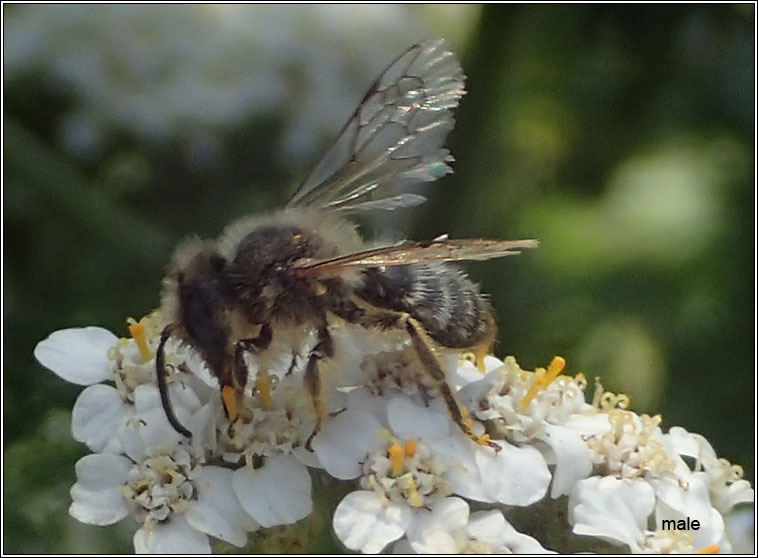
left=3, top=4, right=754, bottom=553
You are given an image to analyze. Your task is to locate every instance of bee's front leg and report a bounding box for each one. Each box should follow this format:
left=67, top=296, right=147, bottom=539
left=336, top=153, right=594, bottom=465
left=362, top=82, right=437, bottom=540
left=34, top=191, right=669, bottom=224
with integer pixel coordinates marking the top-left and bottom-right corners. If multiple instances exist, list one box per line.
left=223, top=323, right=272, bottom=422
left=232, top=323, right=272, bottom=388
left=304, top=323, right=333, bottom=451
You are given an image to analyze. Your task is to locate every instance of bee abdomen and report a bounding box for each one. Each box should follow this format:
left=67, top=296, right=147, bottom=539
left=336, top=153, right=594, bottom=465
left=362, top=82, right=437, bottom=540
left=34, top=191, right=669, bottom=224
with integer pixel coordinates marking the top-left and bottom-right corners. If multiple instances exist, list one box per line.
left=358, top=264, right=492, bottom=348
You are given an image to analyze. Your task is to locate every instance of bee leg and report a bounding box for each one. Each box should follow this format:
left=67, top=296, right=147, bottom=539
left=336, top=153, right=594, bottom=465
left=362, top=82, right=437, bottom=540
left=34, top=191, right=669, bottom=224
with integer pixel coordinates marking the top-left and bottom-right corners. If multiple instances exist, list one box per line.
left=233, top=324, right=273, bottom=388
left=333, top=301, right=499, bottom=452
left=225, top=324, right=273, bottom=421
left=402, top=316, right=500, bottom=452
left=304, top=324, right=333, bottom=451
left=329, top=301, right=498, bottom=451
left=286, top=351, right=299, bottom=376
left=156, top=325, right=192, bottom=438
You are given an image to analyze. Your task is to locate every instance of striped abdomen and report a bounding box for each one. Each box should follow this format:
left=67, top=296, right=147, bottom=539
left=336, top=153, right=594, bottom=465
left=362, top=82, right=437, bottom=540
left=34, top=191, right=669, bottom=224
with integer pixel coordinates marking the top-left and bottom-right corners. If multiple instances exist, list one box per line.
left=357, top=264, right=493, bottom=349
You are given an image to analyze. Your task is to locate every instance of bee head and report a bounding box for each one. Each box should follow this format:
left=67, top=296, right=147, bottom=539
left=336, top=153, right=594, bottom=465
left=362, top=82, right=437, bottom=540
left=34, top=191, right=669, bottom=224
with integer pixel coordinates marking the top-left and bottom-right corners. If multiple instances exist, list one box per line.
left=161, top=239, right=230, bottom=366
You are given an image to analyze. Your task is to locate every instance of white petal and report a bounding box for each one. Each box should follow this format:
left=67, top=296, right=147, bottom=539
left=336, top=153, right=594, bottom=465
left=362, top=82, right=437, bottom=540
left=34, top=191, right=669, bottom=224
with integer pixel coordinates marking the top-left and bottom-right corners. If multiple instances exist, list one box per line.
left=232, top=455, right=312, bottom=528
left=186, top=466, right=257, bottom=547
left=426, top=497, right=469, bottom=530
left=345, top=388, right=390, bottom=424
left=333, top=491, right=412, bottom=554
left=569, top=476, right=654, bottom=552
left=407, top=497, right=468, bottom=554
left=312, top=408, right=383, bottom=480
left=292, top=446, right=323, bottom=469
left=649, top=476, right=711, bottom=526
left=69, top=453, right=131, bottom=526
left=563, top=413, right=611, bottom=437
left=133, top=383, right=201, bottom=415
left=428, top=436, right=491, bottom=503
left=666, top=426, right=716, bottom=460
left=451, top=359, right=488, bottom=388
left=34, top=327, right=117, bottom=385
left=712, top=479, right=755, bottom=515
left=119, top=406, right=189, bottom=461
left=72, top=384, right=131, bottom=452
left=476, top=442, right=551, bottom=506
left=73, top=451, right=131, bottom=489
left=387, top=396, right=450, bottom=442
left=133, top=515, right=211, bottom=554
left=468, top=510, right=554, bottom=553
left=457, top=363, right=503, bottom=405
left=539, top=424, right=592, bottom=498
left=188, top=403, right=218, bottom=457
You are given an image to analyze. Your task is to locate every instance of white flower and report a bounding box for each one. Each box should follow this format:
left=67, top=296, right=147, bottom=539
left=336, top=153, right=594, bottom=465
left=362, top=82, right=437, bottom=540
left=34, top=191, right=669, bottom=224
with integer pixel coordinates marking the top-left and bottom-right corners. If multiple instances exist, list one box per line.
left=403, top=496, right=553, bottom=554
left=666, top=426, right=754, bottom=515
left=458, top=356, right=594, bottom=498
left=35, top=316, right=754, bottom=555
left=4, top=5, right=478, bottom=161
left=34, top=322, right=212, bottom=455
left=316, top=387, right=551, bottom=508
left=35, top=327, right=130, bottom=452
left=211, top=355, right=319, bottom=528
left=569, top=471, right=729, bottom=553
left=317, top=386, right=551, bottom=553
left=70, top=401, right=257, bottom=553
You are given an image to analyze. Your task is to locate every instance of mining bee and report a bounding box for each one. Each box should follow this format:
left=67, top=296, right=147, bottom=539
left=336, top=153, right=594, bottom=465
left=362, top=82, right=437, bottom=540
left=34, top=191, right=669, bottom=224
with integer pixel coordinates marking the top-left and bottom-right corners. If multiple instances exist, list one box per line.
left=157, top=39, right=538, bottom=450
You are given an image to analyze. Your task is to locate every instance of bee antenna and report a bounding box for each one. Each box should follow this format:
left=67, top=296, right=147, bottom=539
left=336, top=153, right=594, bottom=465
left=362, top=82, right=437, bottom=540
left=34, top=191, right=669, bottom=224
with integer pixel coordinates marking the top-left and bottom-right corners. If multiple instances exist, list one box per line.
left=157, top=325, right=193, bottom=438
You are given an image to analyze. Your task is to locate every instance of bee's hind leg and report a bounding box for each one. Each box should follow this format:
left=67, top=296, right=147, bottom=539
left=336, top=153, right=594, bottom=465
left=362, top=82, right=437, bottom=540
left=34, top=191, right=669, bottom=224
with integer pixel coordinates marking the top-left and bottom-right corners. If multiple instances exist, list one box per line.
left=304, top=323, right=333, bottom=451
left=402, top=316, right=500, bottom=452
left=332, top=300, right=499, bottom=452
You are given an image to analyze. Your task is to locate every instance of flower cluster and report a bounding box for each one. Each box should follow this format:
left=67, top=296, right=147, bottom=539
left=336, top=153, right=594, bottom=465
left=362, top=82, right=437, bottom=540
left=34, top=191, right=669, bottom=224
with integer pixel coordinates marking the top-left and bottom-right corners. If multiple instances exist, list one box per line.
left=35, top=312, right=753, bottom=553
left=5, top=5, right=478, bottom=162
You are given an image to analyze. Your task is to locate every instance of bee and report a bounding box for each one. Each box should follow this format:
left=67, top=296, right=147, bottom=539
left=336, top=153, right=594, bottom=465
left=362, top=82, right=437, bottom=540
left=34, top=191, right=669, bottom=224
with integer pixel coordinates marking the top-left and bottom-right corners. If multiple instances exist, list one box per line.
left=156, top=39, right=538, bottom=450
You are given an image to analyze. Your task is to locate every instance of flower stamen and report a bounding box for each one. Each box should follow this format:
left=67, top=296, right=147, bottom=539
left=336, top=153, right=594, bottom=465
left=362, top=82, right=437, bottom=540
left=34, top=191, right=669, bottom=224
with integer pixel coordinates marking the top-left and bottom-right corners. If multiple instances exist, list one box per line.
left=403, top=438, right=417, bottom=458
left=388, top=443, right=405, bottom=476
left=519, top=356, right=566, bottom=410
left=256, top=369, right=273, bottom=410
left=128, top=322, right=152, bottom=363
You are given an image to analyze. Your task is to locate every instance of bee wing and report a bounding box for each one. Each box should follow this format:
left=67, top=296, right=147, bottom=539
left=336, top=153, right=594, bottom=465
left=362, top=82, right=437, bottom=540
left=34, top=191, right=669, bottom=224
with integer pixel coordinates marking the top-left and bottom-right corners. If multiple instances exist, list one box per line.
left=294, top=238, right=539, bottom=276
left=284, top=39, right=465, bottom=213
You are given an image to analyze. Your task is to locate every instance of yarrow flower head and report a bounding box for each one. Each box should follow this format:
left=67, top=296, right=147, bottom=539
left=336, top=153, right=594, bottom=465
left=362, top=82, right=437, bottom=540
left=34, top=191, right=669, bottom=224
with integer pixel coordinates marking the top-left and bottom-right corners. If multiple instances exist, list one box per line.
left=35, top=310, right=753, bottom=554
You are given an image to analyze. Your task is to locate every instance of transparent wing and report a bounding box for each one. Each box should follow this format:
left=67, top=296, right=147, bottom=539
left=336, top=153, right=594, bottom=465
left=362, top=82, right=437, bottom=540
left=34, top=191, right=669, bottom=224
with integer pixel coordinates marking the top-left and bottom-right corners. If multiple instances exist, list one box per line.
left=294, top=238, right=539, bottom=276
left=285, top=39, right=465, bottom=212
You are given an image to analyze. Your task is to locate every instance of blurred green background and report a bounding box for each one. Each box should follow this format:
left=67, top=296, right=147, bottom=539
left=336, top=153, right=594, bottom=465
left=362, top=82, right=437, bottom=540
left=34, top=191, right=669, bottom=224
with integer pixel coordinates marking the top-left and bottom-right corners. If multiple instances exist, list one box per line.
left=3, top=4, right=754, bottom=553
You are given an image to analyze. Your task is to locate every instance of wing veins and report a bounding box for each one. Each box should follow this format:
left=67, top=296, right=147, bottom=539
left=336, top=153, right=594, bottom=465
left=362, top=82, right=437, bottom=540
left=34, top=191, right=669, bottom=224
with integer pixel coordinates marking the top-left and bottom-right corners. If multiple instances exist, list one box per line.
left=285, top=39, right=464, bottom=213
left=294, top=238, right=540, bottom=276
